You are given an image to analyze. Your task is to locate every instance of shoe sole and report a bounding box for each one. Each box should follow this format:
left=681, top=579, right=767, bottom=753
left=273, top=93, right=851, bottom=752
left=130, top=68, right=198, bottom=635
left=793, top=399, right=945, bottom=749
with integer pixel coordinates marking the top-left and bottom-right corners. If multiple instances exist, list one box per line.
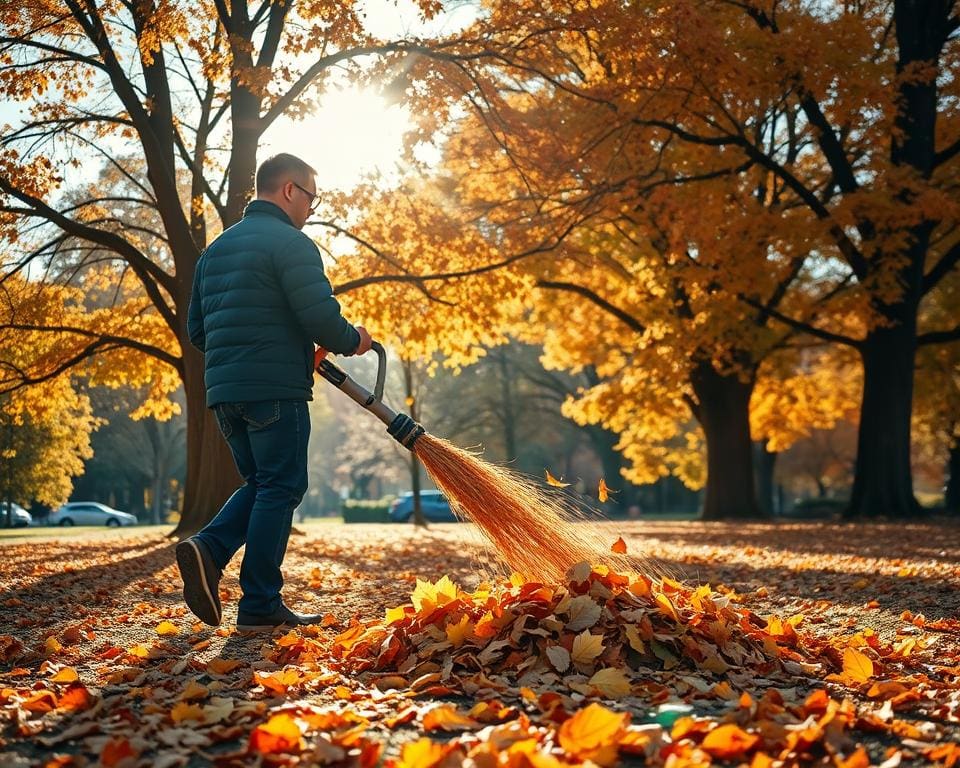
left=176, top=539, right=221, bottom=626
left=235, top=622, right=294, bottom=634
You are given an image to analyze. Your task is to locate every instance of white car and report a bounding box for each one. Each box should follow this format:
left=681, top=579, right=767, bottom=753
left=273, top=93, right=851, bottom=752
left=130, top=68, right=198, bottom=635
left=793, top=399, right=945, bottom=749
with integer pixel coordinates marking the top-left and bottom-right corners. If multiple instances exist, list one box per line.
left=1, top=502, right=32, bottom=528
left=49, top=502, right=137, bottom=527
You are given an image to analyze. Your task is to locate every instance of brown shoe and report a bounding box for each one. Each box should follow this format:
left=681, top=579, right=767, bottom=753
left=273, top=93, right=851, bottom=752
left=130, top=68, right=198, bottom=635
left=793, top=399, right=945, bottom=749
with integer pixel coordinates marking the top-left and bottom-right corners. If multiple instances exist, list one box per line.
left=175, top=537, right=222, bottom=626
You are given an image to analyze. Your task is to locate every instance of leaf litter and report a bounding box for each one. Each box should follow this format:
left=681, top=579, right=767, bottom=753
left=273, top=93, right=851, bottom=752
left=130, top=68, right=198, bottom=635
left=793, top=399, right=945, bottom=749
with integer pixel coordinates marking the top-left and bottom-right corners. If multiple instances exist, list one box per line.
left=0, top=521, right=957, bottom=766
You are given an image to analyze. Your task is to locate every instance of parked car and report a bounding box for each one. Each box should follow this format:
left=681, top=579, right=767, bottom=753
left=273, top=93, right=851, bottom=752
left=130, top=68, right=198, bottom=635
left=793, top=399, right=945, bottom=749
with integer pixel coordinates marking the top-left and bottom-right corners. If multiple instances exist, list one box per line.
left=48, top=502, right=137, bottom=527
left=389, top=491, right=458, bottom=523
left=0, top=502, right=32, bottom=528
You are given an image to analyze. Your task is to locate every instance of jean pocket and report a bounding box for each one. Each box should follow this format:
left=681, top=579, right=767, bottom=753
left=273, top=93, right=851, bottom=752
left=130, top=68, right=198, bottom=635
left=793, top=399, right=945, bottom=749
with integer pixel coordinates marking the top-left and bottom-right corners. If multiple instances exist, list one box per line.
left=241, top=400, right=281, bottom=430
left=214, top=405, right=233, bottom=439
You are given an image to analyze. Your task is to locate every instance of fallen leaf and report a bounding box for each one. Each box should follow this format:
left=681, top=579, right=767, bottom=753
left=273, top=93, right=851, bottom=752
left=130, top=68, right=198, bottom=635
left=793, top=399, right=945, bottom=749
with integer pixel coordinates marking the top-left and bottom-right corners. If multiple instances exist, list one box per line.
left=249, top=712, right=302, bottom=755
left=155, top=621, right=179, bottom=636
left=843, top=646, right=874, bottom=683
left=571, top=631, right=605, bottom=667
left=546, top=645, right=571, bottom=673
left=588, top=667, right=631, bottom=699
left=557, top=702, right=628, bottom=765
left=611, top=536, right=627, bottom=554
left=701, top=723, right=759, bottom=759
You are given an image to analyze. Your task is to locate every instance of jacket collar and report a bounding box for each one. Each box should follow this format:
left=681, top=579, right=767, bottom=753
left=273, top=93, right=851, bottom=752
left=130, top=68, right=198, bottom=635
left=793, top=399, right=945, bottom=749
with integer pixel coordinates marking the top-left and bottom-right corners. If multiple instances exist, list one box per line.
left=243, top=199, right=295, bottom=227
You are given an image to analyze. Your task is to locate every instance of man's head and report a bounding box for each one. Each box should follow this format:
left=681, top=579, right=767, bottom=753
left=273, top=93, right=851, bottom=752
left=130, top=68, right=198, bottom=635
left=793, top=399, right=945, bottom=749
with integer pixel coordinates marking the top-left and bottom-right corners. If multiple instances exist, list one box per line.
left=255, top=153, right=319, bottom=229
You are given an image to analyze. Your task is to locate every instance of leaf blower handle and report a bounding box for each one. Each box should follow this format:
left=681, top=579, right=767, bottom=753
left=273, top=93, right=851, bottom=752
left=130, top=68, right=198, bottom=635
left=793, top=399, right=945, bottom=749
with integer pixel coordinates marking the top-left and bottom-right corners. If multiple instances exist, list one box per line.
left=313, top=341, right=424, bottom=449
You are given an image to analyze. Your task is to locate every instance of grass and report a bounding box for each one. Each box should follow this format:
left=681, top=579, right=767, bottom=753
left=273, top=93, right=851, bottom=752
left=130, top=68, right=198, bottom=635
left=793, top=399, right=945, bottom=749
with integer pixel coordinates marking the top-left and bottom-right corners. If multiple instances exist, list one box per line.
left=0, top=516, right=346, bottom=545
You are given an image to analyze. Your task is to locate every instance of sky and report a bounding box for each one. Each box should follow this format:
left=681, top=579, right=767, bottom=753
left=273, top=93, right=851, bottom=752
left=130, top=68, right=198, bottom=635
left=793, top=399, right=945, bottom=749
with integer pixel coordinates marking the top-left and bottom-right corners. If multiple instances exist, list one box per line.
left=0, top=0, right=479, bottom=193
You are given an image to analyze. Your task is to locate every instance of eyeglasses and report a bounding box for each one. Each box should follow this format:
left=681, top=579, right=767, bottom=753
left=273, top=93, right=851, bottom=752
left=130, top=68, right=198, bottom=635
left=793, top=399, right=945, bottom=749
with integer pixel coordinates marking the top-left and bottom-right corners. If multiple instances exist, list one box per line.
left=292, top=181, right=320, bottom=213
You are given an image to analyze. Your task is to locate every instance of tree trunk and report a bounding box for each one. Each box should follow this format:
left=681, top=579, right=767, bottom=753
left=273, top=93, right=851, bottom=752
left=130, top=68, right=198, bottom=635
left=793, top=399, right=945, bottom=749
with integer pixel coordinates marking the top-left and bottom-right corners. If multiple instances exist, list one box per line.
left=946, top=441, right=960, bottom=514
left=847, top=322, right=921, bottom=519
left=403, top=360, right=428, bottom=527
left=171, top=345, right=239, bottom=537
left=753, top=440, right=777, bottom=517
left=690, top=361, right=763, bottom=520
left=495, top=350, right=518, bottom=462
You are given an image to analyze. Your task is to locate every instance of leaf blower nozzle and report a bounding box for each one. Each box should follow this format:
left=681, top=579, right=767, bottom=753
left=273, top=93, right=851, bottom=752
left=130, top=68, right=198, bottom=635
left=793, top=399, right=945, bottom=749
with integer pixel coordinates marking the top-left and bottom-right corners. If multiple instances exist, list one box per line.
left=387, top=413, right=425, bottom=449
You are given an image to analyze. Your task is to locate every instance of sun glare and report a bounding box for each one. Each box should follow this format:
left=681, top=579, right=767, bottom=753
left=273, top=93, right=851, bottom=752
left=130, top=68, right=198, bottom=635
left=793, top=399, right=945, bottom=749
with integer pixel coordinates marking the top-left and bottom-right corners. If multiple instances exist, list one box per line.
left=261, top=86, right=412, bottom=192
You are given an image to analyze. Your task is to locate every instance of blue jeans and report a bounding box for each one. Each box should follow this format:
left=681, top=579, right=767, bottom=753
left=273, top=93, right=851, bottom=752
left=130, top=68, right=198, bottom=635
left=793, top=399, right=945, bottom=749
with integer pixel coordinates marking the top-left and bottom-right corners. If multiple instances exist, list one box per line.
left=195, top=400, right=310, bottom=616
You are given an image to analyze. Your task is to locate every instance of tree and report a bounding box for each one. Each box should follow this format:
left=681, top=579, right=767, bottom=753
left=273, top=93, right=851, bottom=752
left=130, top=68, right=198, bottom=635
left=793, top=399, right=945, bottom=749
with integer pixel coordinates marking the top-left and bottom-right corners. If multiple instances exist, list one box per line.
left=0, top=315, right=99, bottom=516
left=0, top=0, right=436, bottom=536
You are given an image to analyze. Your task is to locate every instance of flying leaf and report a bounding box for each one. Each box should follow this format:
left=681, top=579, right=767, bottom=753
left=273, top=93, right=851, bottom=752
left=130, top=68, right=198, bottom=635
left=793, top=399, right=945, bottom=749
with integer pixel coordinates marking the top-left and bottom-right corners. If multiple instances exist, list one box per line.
left=701, top=723, right=759, bottom=759
left=546, top=645, right=571, bottom=673
left=571, top=630, right=605, bottom=667
left=249, top=712, right=302, bottom=755
left=611, top=536, right=627, bottom=554
left=545, top=469, right=570, bottom=487
left=564, top=595, right=602, bottom=632
left=598, top=478, right=614, bottom=502
left=588, top=667, right=631, bottom=699
left=843, top=646, right=874, bottom=683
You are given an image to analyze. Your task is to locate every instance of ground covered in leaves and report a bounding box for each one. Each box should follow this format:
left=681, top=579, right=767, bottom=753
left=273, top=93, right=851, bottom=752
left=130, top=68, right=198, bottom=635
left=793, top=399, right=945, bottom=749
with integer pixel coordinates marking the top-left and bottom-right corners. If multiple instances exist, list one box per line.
left=1, top=519, right=959, bottom=767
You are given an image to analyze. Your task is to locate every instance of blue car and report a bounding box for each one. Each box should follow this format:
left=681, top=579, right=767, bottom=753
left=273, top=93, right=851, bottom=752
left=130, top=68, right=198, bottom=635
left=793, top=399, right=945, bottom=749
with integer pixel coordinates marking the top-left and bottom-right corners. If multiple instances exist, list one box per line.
left=388, top=491, right=457, bottom=522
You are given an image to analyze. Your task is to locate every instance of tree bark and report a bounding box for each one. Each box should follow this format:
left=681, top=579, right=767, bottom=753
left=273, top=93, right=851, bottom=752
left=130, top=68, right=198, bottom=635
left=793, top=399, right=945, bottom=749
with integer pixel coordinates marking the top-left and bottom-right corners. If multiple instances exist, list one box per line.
left=847, top=325, right=921, bottom=518
left=946, top=441, right=960, bottom=514
left=171, top=345, right=239, bottom=537
left=690, top=361, right=763, bottom=520
left=753, top=440, right=777, bottom=517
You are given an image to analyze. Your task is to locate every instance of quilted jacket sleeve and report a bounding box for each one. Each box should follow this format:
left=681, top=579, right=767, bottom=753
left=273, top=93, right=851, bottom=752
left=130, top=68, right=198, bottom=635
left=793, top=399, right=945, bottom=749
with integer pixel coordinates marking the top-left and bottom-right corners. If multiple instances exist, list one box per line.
left=274, top=232, right=361, bottom=355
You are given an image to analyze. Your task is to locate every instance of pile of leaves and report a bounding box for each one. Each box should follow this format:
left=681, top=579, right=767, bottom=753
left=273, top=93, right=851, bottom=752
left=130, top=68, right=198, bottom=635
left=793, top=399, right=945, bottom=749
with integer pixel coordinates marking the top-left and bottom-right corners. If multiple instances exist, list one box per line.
left=1, top=528, right=959, bottom=767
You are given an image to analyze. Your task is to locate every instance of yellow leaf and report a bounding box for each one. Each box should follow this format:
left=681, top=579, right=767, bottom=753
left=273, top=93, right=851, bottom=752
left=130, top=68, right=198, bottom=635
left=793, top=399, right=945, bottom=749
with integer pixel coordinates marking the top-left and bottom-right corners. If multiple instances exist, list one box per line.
left=571, top=630, right=605, bottom=667
left=155, top=621, right=179, bottom=636
left=385, top=606, right=407, bottom=625
left=624, top=624, right=645, bottom=653
left=445, top=614, right=473, bottom=648
left=655, top=593, right=680, bottom=622
left=588, top=667, right=631, bottom=699
left=170, top=701, right=205, bottom=724
left=44, top=637, right=62, bottom=655
left=611, top=535, right=627, bottom=554
left=49, top=667, right=79, bottom=683
left=545, top=469, right=570, bottom=487
left=843, top=646, right=874, bottom=683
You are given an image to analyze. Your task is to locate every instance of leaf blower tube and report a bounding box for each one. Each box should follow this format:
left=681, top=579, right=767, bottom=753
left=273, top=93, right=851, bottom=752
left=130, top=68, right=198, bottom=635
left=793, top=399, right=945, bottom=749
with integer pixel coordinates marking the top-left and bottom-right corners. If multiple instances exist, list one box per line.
left=314, top=341, right=425, bottom=450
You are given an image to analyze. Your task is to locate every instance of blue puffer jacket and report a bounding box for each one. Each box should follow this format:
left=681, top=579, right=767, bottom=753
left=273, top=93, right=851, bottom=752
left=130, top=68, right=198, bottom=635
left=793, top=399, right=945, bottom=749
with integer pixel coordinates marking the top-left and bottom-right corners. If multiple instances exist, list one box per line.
left=187, top=200, right=360, bottom=406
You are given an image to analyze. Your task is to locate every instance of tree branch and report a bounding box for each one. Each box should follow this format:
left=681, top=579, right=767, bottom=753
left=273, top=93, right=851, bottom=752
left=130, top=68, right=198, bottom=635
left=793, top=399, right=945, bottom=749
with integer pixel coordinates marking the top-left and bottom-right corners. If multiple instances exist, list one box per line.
left=535, top=279, right=645, bottom=334
left=739, top=295, right=861, bottom=348
left=922, top=237, right=960, bottom=294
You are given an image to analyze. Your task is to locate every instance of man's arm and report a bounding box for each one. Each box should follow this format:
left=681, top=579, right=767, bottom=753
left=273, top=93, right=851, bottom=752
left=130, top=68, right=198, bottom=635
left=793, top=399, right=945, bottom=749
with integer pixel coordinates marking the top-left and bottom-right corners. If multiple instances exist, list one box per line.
left=275, top=233, right=361, bottom=355
left=187, top=255, right=206, bottom=352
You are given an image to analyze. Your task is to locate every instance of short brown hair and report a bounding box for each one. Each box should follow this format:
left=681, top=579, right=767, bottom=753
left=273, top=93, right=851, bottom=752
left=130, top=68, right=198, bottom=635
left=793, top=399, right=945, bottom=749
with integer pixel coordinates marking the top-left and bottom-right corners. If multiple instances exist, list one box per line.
left=255, top=153, right=317, bottom=195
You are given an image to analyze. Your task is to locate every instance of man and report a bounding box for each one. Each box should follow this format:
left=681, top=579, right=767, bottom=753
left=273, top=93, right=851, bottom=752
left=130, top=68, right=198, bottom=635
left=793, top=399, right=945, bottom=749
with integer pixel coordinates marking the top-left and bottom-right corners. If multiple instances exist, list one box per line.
left=179, top=153, right=372, bottom=633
